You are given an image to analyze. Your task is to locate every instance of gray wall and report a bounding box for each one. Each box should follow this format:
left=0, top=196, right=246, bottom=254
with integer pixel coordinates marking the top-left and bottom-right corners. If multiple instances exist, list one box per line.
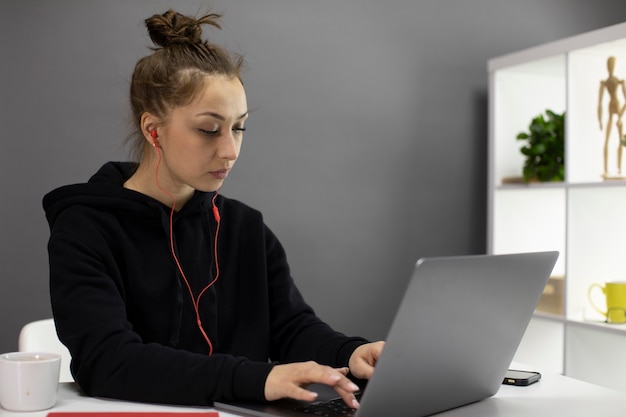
left=1, top=0, right=625, bottom=353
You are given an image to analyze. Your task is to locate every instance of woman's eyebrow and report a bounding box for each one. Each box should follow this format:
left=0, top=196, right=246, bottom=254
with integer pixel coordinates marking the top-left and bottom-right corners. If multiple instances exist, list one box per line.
left=195, top=111, right=249, bottom=120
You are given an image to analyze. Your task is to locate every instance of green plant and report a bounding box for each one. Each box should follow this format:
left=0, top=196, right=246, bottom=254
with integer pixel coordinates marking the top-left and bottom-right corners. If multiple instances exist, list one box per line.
left=516, top=109, right=565, bottom=182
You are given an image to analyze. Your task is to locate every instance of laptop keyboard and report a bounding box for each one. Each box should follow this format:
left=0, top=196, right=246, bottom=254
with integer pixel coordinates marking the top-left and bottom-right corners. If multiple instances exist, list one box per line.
left=294, top=394, right=360, bottom=416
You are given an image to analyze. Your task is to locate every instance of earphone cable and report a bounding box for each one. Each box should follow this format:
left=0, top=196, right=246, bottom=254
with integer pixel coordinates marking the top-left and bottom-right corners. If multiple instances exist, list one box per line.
left=153, top=143, right=218, bottom=356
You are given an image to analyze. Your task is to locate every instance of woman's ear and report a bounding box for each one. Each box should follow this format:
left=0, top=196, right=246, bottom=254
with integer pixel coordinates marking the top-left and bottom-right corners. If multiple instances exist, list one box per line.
left=140, top=113, right=161, bottom=147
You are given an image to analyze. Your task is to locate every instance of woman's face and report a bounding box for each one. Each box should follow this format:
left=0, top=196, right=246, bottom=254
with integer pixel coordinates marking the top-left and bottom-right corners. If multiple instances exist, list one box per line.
left=155, top=74, right=248, bottom=193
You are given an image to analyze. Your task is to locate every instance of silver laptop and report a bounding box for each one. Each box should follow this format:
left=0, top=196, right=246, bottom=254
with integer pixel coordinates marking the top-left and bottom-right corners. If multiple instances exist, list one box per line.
left=215, top=251, right=558, bottom=417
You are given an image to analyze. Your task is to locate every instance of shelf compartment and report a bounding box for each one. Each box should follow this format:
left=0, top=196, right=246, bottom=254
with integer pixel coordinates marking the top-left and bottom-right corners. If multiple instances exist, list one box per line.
left=514, top=315, right=564, bottom=374
left=492, top=187, right=566, bottom=276
left=566, top=322, right=626, bottom=393
left=492, top=55, right=566, bottom=186
left=567, top=186, right=626, bottom=321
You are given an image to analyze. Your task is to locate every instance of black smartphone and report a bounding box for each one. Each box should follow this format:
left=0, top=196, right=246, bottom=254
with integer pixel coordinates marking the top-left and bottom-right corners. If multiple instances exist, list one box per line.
left=502, top=369, right=541, bottom=386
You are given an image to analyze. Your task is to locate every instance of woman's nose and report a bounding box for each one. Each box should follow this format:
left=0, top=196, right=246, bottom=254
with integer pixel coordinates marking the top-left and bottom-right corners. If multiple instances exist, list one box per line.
left=217, top=131, right=239, bottom=160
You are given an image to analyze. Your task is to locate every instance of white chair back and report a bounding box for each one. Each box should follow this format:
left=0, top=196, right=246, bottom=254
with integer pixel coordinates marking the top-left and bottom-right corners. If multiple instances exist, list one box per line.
left=18, top=318, right=74, bottom=382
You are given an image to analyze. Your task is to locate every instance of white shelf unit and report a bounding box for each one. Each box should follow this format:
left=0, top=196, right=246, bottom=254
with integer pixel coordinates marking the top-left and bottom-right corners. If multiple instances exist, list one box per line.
left=488, top=22, right=626, bottom=393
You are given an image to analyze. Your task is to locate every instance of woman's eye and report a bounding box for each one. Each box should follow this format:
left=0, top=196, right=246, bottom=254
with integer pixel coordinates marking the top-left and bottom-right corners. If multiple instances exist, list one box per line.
left=198, top=128, right=219, bottom=136
left=197, top=127, right=245, bottom=136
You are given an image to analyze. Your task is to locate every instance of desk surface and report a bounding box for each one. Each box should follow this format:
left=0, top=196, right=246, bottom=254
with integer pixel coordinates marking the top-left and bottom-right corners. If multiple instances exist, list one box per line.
left=1, top=371, right=625, bottom=417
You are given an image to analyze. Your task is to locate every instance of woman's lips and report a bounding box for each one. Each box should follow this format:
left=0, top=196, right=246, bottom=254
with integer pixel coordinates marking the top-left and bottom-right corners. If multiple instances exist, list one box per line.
left=211, top=169, right=230, bottom=179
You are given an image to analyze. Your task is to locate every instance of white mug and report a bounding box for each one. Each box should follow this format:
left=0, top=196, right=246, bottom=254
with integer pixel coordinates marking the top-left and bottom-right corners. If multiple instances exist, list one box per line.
left=0, top=352, right=61, bottom=411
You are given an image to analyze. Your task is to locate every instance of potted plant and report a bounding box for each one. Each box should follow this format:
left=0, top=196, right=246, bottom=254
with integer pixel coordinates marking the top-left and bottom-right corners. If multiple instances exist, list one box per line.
left=516, top=109, right=565, bottom=182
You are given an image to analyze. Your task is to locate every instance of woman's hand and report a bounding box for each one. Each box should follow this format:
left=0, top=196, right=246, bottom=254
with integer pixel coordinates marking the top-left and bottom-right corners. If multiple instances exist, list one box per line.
left=265, top=361, right=361, bottom=409
left=348, top=341, right=385, bottom=380
left=264, top=341, right=385, bottom=409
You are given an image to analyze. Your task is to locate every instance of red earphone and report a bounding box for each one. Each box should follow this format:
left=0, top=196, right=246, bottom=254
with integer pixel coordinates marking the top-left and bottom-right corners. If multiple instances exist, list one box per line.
left=151, top=131, right=222, bottom=356
left=150, top=129, right=158, bottom=147
left=212, top=204, right=221, bottom=223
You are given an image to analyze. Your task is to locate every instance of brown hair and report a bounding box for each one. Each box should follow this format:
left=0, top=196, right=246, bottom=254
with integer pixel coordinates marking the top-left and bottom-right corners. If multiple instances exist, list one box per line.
left=127, top=9, right=244, bottom=161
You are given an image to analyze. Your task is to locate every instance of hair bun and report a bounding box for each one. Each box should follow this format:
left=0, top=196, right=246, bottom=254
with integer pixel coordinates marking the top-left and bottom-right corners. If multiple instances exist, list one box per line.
left=145, top=10, right=221, bottom=48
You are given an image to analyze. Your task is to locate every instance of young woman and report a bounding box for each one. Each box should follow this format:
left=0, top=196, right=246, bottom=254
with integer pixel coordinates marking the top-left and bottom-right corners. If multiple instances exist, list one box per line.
left=43, top=9, right=383, bottom=409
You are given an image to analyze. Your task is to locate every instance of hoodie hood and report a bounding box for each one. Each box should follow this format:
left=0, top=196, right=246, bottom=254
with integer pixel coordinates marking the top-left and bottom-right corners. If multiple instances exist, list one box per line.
left=43, top=161, right=214, bottom=229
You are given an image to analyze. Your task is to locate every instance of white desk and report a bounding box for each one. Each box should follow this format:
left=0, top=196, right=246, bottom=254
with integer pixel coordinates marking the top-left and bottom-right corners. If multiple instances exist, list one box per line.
left=0, top=383, right=239, bottom=417
left=1, top=371, right=625, bottom=417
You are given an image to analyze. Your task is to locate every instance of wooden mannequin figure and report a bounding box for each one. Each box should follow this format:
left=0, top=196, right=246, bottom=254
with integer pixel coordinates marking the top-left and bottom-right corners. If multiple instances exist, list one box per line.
left=598, top=56, right=626, bottom=179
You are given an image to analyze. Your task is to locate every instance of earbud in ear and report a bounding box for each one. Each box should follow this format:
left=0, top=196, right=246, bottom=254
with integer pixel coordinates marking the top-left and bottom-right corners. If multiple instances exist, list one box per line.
left=150, top=130, right=158, bottom=147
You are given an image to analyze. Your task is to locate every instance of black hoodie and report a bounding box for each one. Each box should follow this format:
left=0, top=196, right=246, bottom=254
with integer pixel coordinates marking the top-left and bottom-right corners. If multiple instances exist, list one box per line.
left=43, top=162, right=367, bottom=405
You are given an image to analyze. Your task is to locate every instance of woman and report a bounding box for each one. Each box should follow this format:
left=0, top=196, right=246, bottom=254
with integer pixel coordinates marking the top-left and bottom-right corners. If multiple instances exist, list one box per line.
left=43, top=9, right=383, bottom=409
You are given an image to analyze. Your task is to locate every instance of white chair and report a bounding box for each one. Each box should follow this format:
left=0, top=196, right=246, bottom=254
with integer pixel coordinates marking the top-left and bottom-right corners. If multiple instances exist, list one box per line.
left=18, top=318, right=74, bottom=382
